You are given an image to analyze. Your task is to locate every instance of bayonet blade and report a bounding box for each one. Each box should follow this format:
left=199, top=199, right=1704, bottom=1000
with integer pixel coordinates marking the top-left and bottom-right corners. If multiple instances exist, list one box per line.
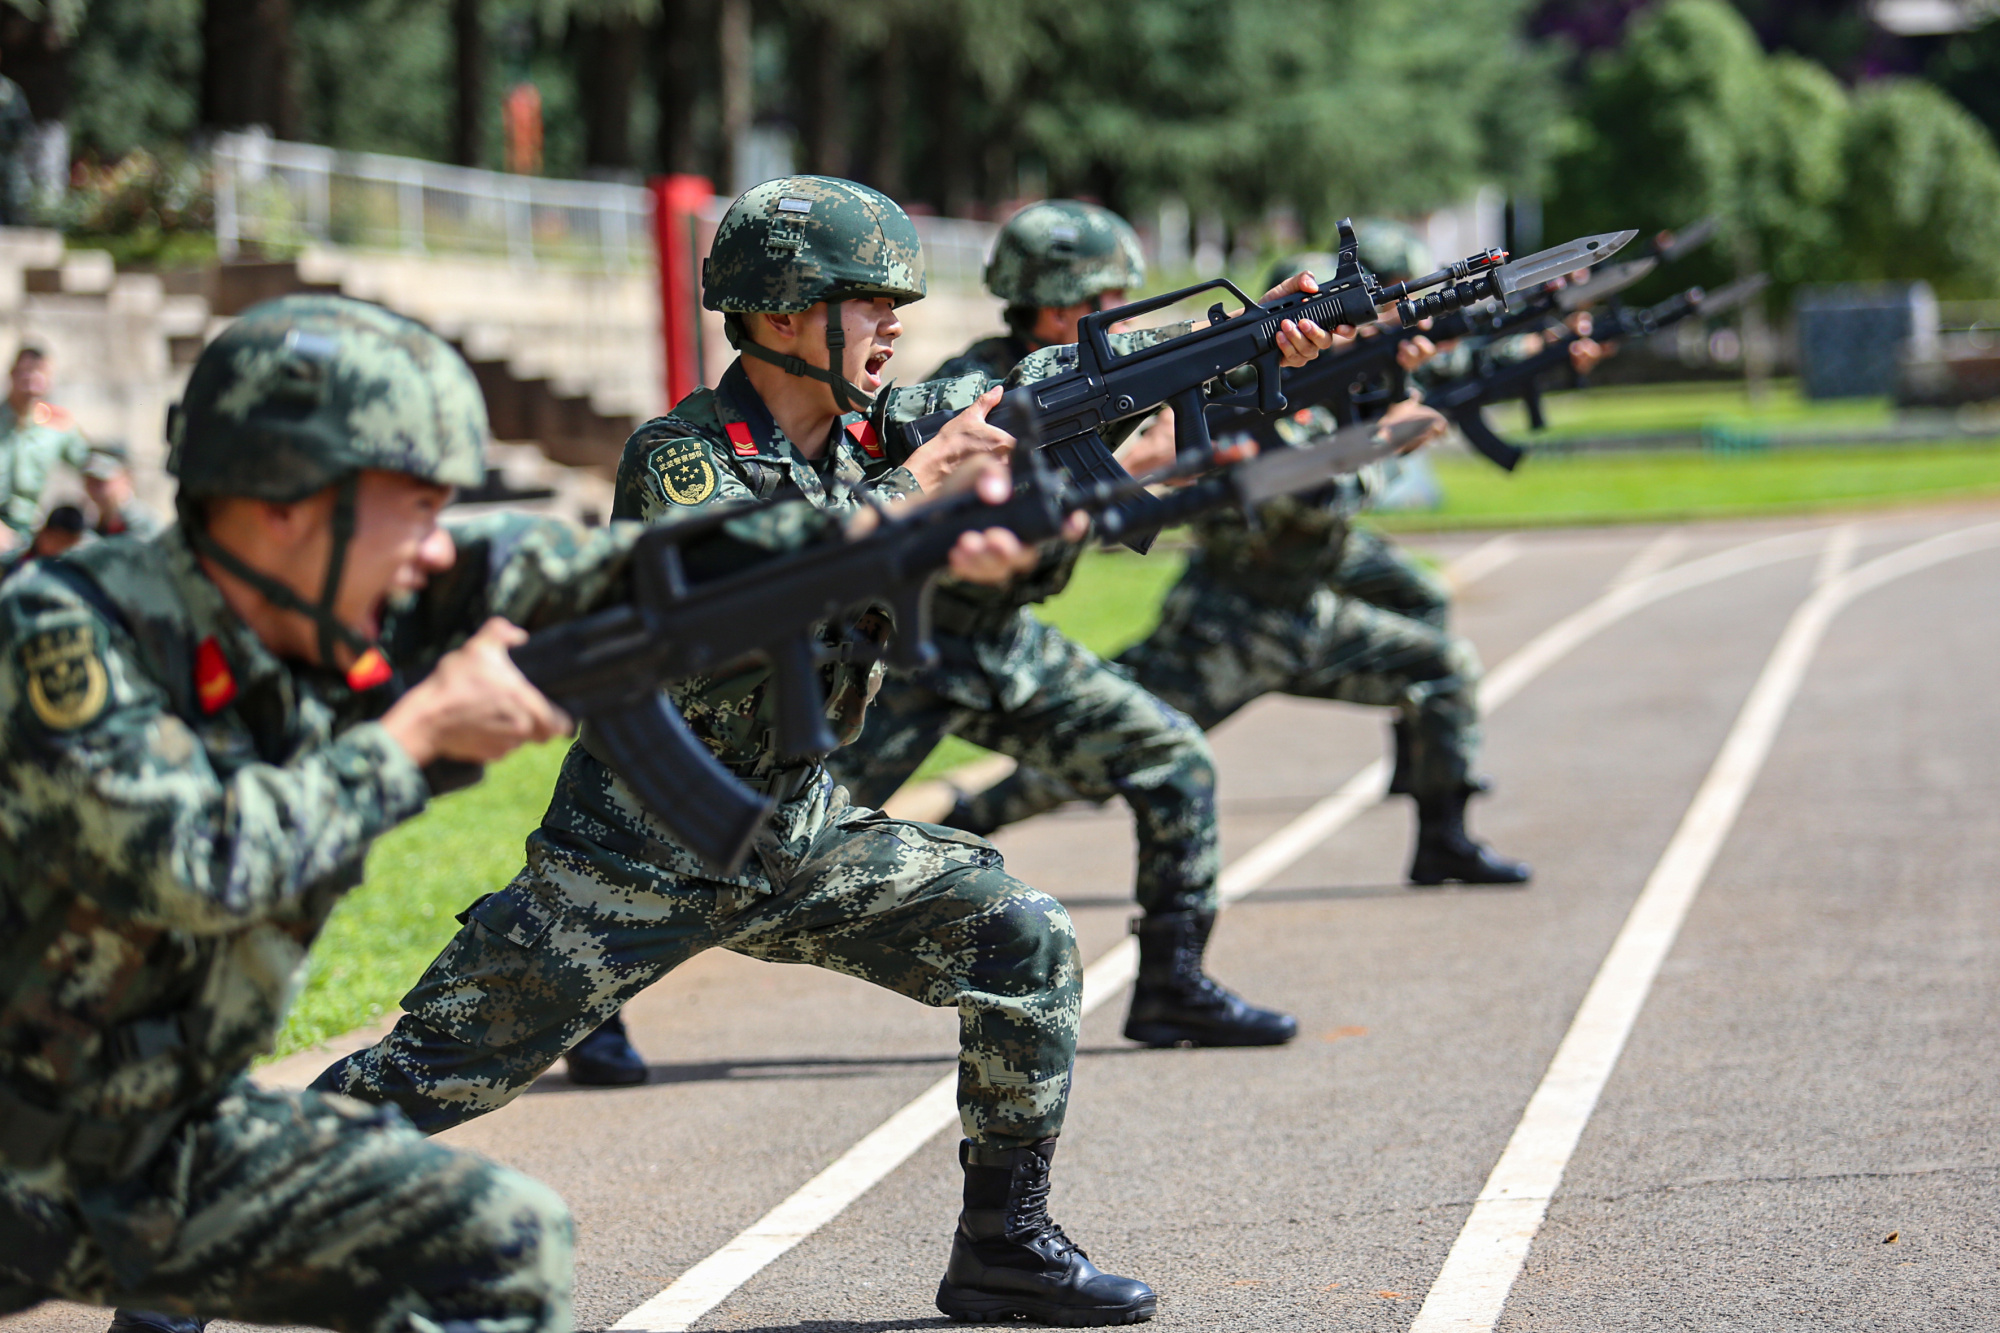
left=1236, top=417, right=1435, bottom=506
left=1496, top=230, right=1638, bottom=300
left=1653, top=216, right=1719, bottom=263
left=1556, top=256, right=1659, bottom=311
left=1692, top=273, right=1771, bottom=319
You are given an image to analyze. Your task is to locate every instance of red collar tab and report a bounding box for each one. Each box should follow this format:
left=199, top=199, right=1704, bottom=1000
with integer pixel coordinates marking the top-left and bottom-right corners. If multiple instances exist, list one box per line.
left=194, top=637, right=237, bottom=714
left=345, top=647, right=394, bottom=692
left=724, top=421, right=758, bottom=457
left=847, top=420, right=884, bottom=459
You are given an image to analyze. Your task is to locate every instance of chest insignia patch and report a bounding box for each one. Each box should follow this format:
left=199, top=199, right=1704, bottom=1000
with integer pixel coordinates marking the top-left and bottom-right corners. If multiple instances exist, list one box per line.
left=847, top=420, right=885, bottom=459
left=653, top=437, right=719, bottom=505
left=724, top=421, right=758, bottom=457
left=23, top=625, right=108, bottom=729
left=194, top=637, right=237, bottom=714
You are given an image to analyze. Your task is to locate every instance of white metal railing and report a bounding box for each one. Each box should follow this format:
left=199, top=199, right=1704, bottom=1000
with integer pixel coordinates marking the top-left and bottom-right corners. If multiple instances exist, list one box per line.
left=696, top=196, right=996, bottom=291
left=213, top=130, right=653, bottom=270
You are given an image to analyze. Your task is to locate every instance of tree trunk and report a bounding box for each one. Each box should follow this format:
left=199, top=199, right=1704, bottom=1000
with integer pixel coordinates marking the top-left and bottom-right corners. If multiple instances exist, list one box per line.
left=717, top=0, right=751, bottom=191
left=0, top=10, right=68, bottom=121
left=452, top=0, right=484, bottom=167
left=794, top=13, right=847, bottom=177
left=867, top=30, right=905, bottom=198
left=202, top=0, right=298, bottom=137
left=578, top=14, right=641, bottom=171
left=653, top=0, right=709, bottom=175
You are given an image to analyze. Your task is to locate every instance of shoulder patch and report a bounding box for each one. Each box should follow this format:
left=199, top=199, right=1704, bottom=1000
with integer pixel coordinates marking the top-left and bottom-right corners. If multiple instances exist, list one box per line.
left=651, top=436, right=720, bottom=506
left=847, top=420, right=884, bottom=459
left=22, top=624, right=108, bottom=729
left=724, top=421, right=758, bottom=457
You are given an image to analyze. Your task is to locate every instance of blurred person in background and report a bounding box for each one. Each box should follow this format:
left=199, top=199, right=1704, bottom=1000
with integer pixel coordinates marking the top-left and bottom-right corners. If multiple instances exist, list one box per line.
left=0, top=346, right=144, bottom=554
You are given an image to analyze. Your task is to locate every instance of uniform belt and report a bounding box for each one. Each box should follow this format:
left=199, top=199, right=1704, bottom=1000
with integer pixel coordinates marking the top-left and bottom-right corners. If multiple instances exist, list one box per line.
left=0, top=1080, right=176, bottom=1179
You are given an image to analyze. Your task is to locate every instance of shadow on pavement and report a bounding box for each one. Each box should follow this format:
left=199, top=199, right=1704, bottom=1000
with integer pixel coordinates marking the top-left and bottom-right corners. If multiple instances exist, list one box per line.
left=1054, top=880, right=1528, bottom=911
left=670, top=1321, right=953, bottom=1332
left=525, top=1051, right=954, bottom=1094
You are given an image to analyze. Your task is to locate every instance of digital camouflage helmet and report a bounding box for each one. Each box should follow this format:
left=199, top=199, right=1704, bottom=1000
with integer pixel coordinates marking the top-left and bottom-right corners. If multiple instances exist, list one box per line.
left=703, top=175, right=926, bottom=414
left=1353, top=220, right=1435, bottom=285
left=986, top=200, right=1146, bottom=310
left=170, top=293, right=488, bottom=669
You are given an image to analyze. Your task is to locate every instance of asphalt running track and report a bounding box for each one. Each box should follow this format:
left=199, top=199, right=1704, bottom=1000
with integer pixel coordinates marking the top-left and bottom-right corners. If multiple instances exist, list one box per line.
left=11, top=501, right=1999, bottom=1333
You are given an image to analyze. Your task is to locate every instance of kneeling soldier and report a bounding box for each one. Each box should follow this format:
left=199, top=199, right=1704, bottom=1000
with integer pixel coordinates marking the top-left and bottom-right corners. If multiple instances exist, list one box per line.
left=314, top=177, right=1161, bottom=1325
left=4, top=296, right=600, bottom=1333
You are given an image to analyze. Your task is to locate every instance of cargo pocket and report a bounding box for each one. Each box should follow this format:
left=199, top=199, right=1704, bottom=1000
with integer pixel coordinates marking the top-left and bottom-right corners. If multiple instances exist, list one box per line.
left=400, top=877, right=560, bottom=1044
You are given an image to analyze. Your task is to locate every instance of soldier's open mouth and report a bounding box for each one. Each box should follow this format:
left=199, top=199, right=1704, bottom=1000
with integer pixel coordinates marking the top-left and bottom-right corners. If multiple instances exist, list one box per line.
left=863, top=350, right=891, bottom=389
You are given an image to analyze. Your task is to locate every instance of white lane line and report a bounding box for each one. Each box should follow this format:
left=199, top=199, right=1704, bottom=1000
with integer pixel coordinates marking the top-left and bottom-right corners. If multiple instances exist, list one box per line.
left=1445, top=534, right=1522, bottom=592
left=1607, top=530, right=1687, bottom=591
left=611, top=522, right=1835, bottom=1332
left=1814, top=523, right=1859, bottom=586
left=1408, top=520, right=2000, bottom=1333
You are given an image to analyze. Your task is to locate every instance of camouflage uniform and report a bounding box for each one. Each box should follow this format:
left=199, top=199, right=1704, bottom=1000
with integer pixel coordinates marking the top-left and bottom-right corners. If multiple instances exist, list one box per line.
left=318, top=202, right=1083, bottom=1150
left=0, top=298, right=609, bottom=1332
left=830, top=198, right=1294, bottom=1053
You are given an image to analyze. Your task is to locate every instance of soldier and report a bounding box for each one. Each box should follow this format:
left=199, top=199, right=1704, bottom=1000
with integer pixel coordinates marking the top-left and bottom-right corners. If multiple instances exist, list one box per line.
left=825, top=199, right=1305, bottom=1052
left=0, top=294, right=632, bottom=1333
left=312, top=175, right=1333, bottom=1325
left=83, top=443, right=166, bottom=541
left=0, top=346, right=143, bottom=554
left=966, top=226, right=1543, bottom=885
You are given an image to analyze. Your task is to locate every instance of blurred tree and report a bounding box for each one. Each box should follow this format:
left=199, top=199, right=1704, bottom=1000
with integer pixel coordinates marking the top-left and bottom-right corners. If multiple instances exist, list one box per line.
left=1835, top=78, right=2000, bottom=296
left=293, top=0, right=450, bottom=158
left=1544, top=0, right=1845, bottom=297
left=203, top=0, right=299, bottom=135
left=67, top=0, right=201, bottom=158
left=454, top=0, right=484, bottom=164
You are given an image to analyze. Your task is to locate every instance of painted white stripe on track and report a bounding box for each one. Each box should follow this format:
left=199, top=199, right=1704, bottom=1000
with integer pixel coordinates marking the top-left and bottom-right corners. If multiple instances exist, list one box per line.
left=1407, top=520, right=2000, bottom=1333
left=610, top=522, right=1841, bottom=1332
left=1607, top=530, right=1686, bottom=591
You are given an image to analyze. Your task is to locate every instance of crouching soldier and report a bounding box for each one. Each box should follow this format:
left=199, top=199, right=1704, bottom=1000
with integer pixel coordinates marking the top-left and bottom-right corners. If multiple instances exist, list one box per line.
left=314, top=177, right=1162, bottom=1325
left=1, top=296, right=607, bottom=1333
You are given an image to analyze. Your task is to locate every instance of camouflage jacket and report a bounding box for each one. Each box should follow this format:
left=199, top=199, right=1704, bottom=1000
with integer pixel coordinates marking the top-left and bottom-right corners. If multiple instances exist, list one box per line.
left=0, top=513, right=633, bottom=1155
left=607, top=360, right=919, bottom=783
left=931, top=335, right=1032, bottom=383
left=1189, top=406, right=1381, bottom=604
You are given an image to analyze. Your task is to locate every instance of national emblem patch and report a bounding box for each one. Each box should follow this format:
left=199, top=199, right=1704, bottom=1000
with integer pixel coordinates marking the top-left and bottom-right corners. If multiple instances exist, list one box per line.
left=652, top=437, right=719, bottom=506
left=22, top=625, right=108, bottom=729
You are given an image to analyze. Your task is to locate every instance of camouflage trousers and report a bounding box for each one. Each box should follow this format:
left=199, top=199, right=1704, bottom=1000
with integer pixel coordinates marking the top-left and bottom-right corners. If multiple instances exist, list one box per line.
left=0, top=1082, right=571, bottom=1333
left=316, top=748, right=1080, bottom=1150
left=964, top=549, right=1481, bottom=830
left=1329, top=526, right=1450, bottom=630
left=823, top=607, right=1220, bottom=916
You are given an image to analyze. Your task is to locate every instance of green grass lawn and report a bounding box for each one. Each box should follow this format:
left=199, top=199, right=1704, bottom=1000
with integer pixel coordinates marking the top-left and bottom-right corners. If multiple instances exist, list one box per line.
left=1376, top=440, right=2000, bottom=531
left=1482, top=378, right=1896, bottom=439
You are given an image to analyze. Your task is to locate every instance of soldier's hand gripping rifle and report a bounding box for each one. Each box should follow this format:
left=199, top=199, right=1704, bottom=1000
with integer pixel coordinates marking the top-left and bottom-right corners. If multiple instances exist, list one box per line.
left=1421, top=274, right=1771, bottom=468
left=872, top=217, right=1604, bottom=552
left=456, top=394, right=1428, bottom=875
left=1202, top=224, right=1640, bottom=443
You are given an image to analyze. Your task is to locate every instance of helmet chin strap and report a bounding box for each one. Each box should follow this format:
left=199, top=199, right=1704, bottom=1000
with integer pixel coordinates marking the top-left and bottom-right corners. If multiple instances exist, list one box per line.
left=182, top=473, right=375, bottom=671
left=728, top=299, right=877, bottom=415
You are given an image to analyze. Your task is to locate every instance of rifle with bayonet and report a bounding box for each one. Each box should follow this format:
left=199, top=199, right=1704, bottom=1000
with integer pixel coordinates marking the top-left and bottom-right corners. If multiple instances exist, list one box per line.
left=1202, top=223, right=1642, bottom=444
left=475, top=393, right=1429, bottom=875
left=1421, top=274, right=1771, bottom=468
left=870, top=216, right=1623, bottom=552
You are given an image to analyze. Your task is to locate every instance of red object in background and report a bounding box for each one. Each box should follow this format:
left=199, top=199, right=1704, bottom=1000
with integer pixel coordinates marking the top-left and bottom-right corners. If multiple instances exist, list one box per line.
left=504, top=83, right=543, bottom=175
left=652, top=174, right=714, bottom=408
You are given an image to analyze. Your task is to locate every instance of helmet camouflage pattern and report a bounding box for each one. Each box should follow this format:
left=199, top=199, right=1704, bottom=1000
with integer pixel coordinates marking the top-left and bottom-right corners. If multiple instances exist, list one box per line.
left=986, top=200, right=1145, bottom=307
left=1354, top=220, right=1435, bottom=284
left=171, top=294, right=487, bottom=503
left=702, top=176, right=927, bottom=313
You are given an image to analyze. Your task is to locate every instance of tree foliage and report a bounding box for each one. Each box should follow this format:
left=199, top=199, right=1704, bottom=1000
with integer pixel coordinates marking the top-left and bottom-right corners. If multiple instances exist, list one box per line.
left=1545, top=0, right=2000, bottom=300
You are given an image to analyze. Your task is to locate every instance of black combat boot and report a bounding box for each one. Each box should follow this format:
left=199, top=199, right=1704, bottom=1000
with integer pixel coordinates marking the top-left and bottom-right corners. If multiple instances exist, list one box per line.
left=943, top=793, right=999, bottom=838
left=1122, top=910, right=1298, bottom=1048
left=108, top=1313, right=206, bottom=1333
left=1386, top=717, right=1416, bottom=796
left=1408, top=787, right=1531, bottom=886
left=937, top=1139, right=1156, bottom=1326
left=564, top=1010, right=649, bottom=1086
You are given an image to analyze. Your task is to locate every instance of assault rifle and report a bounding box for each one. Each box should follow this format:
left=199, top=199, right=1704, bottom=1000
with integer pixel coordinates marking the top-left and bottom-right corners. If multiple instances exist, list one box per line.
left=871, top=218, right=1630, bottom=552
left=480, top=395, right=1429, bottom=874
left=1203, top=218, right=1741, bottom=446
left=1422, top=274, right=1770, bottom=468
